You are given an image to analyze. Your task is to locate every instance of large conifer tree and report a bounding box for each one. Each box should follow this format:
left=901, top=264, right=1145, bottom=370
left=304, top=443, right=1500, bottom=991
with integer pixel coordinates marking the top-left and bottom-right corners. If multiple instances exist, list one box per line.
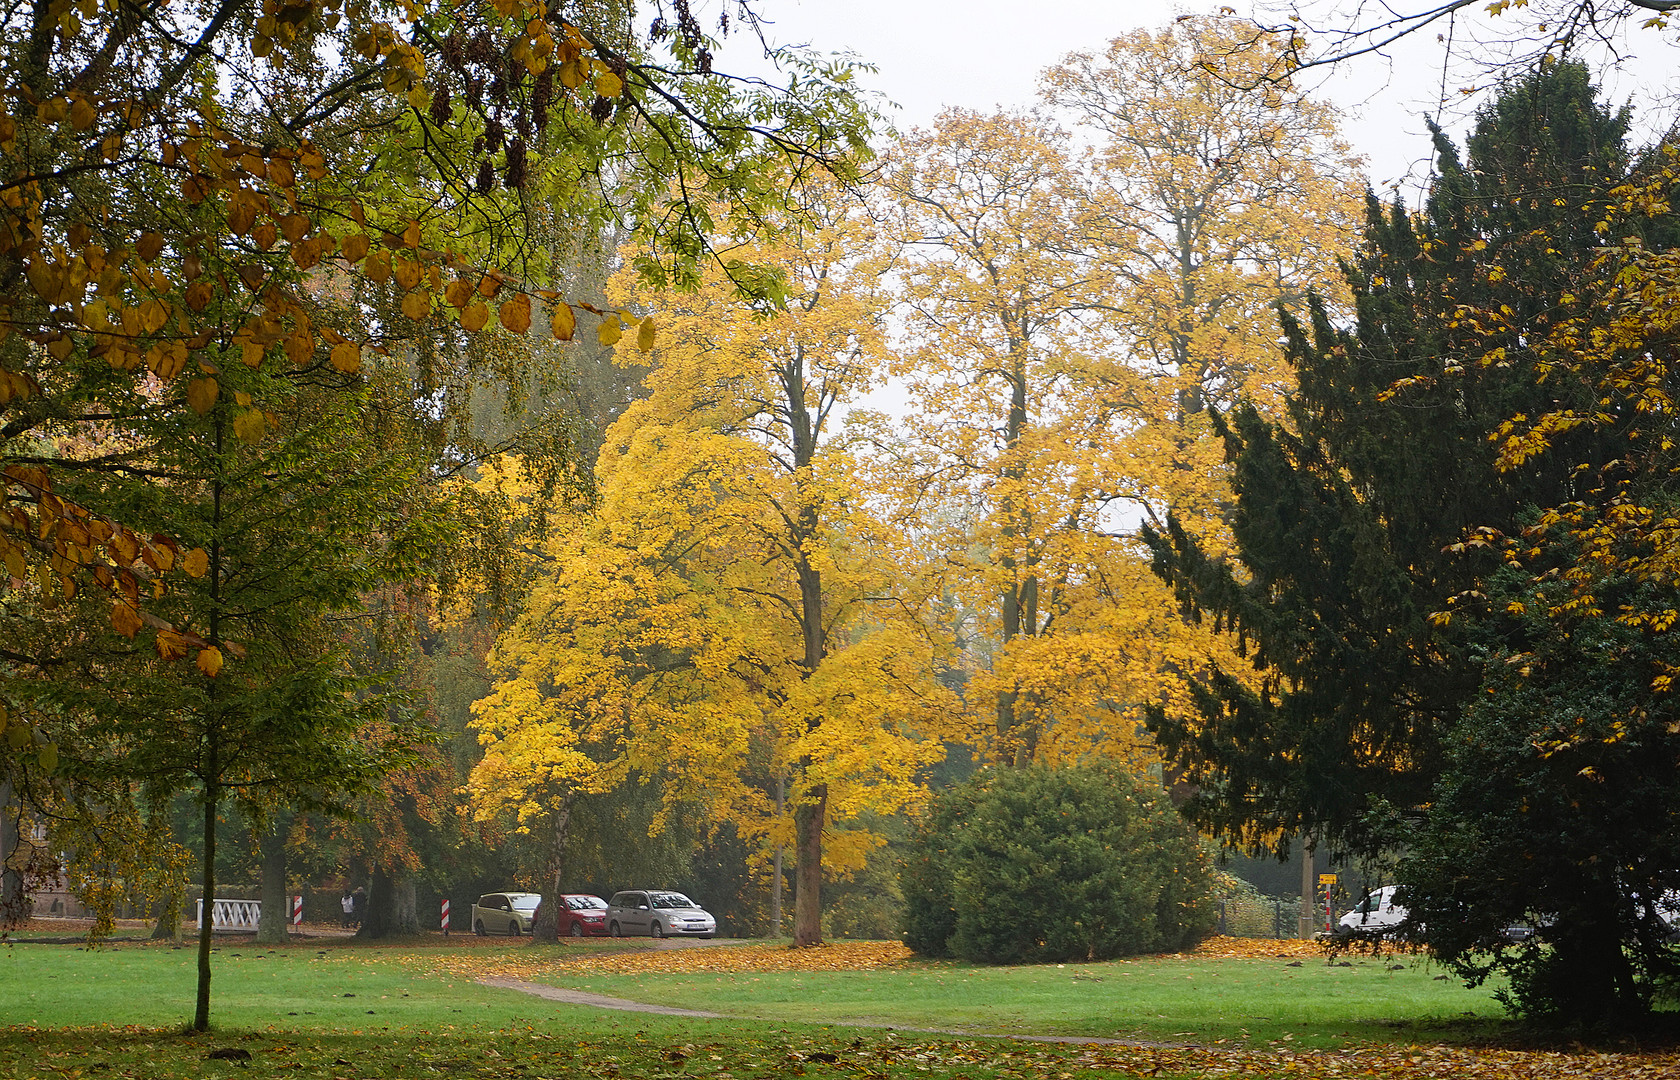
left=1142, top=63, right=1636, bottom=855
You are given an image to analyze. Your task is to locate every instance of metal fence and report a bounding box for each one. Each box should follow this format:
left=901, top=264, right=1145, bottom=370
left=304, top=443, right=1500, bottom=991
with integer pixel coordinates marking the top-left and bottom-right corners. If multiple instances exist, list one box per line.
left=1216, top=897, right=1310, bottom=939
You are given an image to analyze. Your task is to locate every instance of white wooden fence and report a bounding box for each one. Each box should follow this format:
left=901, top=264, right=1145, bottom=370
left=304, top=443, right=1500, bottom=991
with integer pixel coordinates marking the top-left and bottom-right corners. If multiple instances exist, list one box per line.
left=195, top=898, right=261, bottom=931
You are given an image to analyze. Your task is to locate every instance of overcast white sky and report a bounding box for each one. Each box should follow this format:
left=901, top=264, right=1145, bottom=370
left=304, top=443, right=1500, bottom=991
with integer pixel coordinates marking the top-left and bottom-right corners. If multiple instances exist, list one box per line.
left=712, top=0, right=1680, bottom=196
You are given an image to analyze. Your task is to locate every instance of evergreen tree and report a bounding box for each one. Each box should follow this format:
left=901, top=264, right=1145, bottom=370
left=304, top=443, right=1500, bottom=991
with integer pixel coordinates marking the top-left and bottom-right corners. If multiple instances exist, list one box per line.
left=1143, top=62, right=1637, bottom=856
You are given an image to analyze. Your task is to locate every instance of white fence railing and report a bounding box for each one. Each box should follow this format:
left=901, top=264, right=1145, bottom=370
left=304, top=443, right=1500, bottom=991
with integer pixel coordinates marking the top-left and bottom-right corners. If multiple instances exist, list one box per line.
left=195, top=898, right=261, bottom=931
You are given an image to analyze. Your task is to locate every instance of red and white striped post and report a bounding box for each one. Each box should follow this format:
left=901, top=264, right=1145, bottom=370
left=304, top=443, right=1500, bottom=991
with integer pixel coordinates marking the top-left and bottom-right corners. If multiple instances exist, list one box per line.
left=441, top=897, right=450, bottom=935
left=291, top=895, right=304, bottom=926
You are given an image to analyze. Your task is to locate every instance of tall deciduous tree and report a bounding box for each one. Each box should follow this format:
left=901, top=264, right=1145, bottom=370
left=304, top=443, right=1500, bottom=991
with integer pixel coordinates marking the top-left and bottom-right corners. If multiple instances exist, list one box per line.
left=1244, top=0, right=1679, bottom=83
left=471, top=184, right=955, bottom=946
left=885, top=109, right=1145, bottom=765
left=883, top=78, right=1354, bottom=768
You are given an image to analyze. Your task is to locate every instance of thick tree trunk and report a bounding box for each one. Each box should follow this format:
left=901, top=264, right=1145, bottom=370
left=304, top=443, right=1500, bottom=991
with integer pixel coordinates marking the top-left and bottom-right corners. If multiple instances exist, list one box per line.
left=792, top=785, right=826, bottom=947
left=0, top=782, right=24, bottom=927
left=533, top=796, right=573, bottom=942
left=149, top=890, right=183, bottom=942
left=358, top=866, right=420, bottom=938
left=390, top=876, right=418, bottom=933
left=255, top=818, right=289, bottom=944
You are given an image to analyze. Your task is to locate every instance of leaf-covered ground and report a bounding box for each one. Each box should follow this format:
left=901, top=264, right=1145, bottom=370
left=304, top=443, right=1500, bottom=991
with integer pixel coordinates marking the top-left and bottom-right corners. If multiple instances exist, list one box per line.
left=406, top=935, right=1328, bottom=983
left=415, top=938, right=917, bottom=981
left=4, top=1018, right=1675, bottom=1080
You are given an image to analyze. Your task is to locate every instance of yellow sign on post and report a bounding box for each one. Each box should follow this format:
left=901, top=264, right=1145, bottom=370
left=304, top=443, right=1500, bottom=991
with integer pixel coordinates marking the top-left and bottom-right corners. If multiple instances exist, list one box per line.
left=1319, top=873, right=1339, bottom=933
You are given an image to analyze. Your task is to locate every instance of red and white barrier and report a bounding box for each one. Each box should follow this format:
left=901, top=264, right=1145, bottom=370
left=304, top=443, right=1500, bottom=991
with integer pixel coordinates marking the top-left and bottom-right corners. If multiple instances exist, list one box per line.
left=441, top=898, right=450, bottom=935
left=292, top=895, right=304, bottom=925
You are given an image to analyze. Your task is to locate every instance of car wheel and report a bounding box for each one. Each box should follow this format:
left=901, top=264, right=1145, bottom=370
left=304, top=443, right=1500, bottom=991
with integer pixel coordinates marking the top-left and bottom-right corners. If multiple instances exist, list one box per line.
left=609, top=921, right=621, bottom=937
left=651, top=921, right=664, bottom=939
left=510, top=921, right=520, bottom=936
left=474, top=919, right=485, bottom=937
left=569, top=921, right=584, bottom=937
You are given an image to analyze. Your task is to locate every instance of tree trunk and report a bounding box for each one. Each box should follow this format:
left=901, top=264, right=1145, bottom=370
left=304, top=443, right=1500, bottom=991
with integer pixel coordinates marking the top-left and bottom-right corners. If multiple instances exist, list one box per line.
left=390, top=875, right=418, bottom=934
left=1297, top=835, right=1315, bottom=939
left=770, top=775, right=784, bottom=938
left=195, top=428, right=225, bottom=1032
left=193, top=773, right=218, bottom=1032
left=792, top=785, right=826, bottom=946
left=255, top=817, right=289, bottom=944
left=359, top=866, right=393, bottom=938
left=0, top=782, right=24, bottom=927
left=533, top=796, right=573, bottom=942
left=149, top=890, right=183, bottom=942
left=358, top=865, right=420, bottom=938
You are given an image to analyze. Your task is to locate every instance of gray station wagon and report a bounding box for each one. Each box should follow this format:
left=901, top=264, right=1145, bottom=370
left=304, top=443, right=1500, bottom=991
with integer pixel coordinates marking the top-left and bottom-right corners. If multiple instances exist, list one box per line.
left=605, top=890, right=716, bottom=938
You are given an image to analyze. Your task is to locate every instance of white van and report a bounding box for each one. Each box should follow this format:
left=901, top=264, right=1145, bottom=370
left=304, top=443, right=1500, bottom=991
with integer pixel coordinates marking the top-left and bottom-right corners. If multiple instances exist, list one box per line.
left=1337, top=885, right=1408, bottom=938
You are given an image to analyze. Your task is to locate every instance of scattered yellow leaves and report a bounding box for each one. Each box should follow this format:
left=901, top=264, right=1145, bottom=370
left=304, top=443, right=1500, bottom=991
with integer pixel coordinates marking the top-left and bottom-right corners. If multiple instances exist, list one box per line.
left=408, top=940, right=913, bottom=984
left=569, top=940, right=913, bottom=975
left=1187, top=935, right=1325, bottom=961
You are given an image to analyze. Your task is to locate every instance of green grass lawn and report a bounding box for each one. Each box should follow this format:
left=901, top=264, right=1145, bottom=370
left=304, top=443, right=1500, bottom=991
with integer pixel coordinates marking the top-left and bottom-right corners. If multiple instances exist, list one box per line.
left=0, top=937, right=1666, bottom=1080
left=542, top=952, right=1505, bottom=1049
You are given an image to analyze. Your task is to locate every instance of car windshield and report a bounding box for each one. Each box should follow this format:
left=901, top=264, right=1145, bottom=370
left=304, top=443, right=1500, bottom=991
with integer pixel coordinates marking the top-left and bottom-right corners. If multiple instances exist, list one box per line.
left=566, top=896, right=605, bottom=910
left=509, top=896, right=540, bottom=913
left=651, top=893, right=693, bottom=909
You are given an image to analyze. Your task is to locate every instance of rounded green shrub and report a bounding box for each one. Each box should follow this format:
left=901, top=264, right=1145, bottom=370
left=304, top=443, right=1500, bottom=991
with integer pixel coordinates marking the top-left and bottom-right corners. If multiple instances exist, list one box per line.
left=901, top=762, right=1216, bottom=963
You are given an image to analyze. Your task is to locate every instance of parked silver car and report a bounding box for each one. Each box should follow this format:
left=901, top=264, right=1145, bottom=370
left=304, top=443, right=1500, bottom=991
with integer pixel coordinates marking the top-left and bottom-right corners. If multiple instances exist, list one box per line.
left=605, top=890, right=716, bottom=938
left=472, top=892, right=540, bottom=936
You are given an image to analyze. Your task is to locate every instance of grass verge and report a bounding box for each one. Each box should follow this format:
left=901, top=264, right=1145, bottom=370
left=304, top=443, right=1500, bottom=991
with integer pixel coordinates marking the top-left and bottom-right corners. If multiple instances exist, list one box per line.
left=532, top=948, right=1506, bottom=1049
left=2, top=936, right=1674, bottom=1079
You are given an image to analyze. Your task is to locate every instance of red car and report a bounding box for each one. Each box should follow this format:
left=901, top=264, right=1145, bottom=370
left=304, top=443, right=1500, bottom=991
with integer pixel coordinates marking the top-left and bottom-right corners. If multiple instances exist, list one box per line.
left=560, top=893, right=609, bottom=937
